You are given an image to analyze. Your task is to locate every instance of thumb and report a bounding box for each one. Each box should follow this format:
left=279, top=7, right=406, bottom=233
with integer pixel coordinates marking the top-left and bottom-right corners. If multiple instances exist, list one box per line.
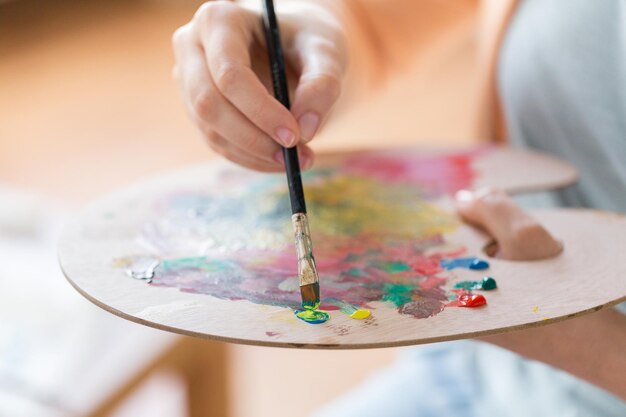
left=290, top=38, right=344, bottom=142
left=455, top=187, right=562, bottom=261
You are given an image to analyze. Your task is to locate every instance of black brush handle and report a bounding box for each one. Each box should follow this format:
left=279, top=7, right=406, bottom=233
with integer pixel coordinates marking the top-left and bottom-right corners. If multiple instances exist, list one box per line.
left=262, top=0, right=306, bottom=215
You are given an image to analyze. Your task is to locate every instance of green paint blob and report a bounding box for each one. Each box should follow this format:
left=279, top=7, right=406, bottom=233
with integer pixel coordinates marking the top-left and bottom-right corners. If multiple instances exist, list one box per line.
left=453, top=276, right=497, bottom=291
left=294, top=309, right=329, bottom=324
left=481, top=277, right=497, bottom=290
left=294, top=302, right=330, bottom=324
left=382, top=283, right=416, bottom=306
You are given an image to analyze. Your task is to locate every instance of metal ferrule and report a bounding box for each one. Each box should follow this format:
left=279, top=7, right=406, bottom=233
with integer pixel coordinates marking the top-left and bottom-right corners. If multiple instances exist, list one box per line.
left=291, top=213, right=319, bottom=287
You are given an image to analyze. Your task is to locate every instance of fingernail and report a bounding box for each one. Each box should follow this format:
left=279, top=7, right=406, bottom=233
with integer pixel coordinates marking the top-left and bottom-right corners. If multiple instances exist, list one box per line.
left=455, top=190, right=474, bottom=202
left=276, top=127, right=296, bottom=147
left=273, top=150, right=285, bottom=165
left=298, top=112, right=320, bottom=142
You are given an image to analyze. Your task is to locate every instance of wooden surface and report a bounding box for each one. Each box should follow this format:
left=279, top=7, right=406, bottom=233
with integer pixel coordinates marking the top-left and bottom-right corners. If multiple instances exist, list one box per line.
left=58, top=146, right=626, bottom=349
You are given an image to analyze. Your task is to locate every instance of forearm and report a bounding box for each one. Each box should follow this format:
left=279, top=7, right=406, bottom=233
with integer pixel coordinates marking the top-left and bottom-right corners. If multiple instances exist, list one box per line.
left=481, top=307, right=626, bottom=400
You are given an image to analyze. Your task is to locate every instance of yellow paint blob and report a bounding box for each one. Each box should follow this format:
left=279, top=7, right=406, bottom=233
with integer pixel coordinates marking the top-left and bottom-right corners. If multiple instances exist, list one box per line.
left=349, top=308, right=371, bottom=320
left=532, top=306, right=539, bottom=313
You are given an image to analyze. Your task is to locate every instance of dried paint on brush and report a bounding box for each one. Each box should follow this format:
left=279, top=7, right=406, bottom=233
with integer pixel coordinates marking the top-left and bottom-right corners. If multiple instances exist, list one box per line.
left=116, top=149, right=497, bottom=322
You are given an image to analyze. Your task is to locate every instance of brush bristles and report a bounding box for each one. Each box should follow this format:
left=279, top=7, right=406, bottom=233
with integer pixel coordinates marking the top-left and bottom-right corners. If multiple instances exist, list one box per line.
left=300, top=282, right=320, bottom=309
left=292, top=213, right=320, bottom=306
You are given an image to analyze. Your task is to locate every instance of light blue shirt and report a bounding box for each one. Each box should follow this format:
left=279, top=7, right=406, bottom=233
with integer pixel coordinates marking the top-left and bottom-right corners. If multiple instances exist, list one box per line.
left=315, top=1, right=626, bottom=416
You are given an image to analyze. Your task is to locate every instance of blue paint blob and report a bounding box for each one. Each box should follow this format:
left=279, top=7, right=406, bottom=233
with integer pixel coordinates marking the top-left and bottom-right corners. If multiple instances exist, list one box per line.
left=469, top=259, right=490, bottom=270
left=440, top=257, right=490, bottom=271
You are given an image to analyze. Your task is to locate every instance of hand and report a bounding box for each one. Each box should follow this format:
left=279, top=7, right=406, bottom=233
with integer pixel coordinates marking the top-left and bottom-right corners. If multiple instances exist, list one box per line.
left=455, top=187, right=562, bottom=261
left=172, top=1, right=347, bottom=171
left=455, top=188, right=626, bottom=400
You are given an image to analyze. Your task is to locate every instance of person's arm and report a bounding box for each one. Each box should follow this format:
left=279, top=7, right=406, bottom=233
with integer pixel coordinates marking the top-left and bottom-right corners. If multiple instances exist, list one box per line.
left=482, top=307, right=626, bottom=400
left=456, top=188, right=626, bottom=400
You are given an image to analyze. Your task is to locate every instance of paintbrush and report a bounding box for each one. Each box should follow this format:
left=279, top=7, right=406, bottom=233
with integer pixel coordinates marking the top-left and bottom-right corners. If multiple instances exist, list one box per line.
left=262, top=0, right=320, bottom=309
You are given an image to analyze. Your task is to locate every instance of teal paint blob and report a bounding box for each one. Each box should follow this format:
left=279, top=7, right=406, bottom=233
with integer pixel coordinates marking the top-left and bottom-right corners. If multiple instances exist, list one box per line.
left=453, top=276, right=497, bottom=291
left=480, top=277, right=497, bottom=290
left=440, top=257, right=489, bottom=271
left=382, top=283, right=417, bottom=307
left=161, top=256, right=230, bottom=272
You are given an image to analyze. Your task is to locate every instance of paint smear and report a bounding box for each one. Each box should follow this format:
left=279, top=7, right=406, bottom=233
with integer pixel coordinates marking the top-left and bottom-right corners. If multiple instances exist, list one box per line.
left=398, top=298, right=445, bottom=318
left=116, top=149, right=497, bottom=324
left=440, top=257, right=490, bottom=271
left=326, top=299, right=371, bottom=319
left=453, top=277, right=497, bottom=291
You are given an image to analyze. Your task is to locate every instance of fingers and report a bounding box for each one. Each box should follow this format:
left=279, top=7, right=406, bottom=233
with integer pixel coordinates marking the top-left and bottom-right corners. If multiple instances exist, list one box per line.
left=289, top=33, right=345, bottom=142
left=205, top=131, right=315, bottom=172
left=455, top=187, right=563, bottom=261
left=196, top=3, right=301, bottom=148
left=173, top=1, right=342, bottom=171
left=173, top=22, right=285, bottom=168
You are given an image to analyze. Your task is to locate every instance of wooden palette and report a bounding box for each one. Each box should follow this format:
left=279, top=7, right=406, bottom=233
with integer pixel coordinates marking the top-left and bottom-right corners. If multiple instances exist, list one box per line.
left=58, top=146, right=626, bottom=349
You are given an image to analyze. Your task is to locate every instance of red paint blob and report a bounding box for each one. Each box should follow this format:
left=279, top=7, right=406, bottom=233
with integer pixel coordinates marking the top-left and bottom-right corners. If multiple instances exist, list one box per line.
left=447, top=292, right=487, bottom=308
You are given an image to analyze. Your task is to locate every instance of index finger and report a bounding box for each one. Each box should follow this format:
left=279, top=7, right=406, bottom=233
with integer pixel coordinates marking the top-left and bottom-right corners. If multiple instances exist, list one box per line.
left=196, top=5, right=301, bottom=148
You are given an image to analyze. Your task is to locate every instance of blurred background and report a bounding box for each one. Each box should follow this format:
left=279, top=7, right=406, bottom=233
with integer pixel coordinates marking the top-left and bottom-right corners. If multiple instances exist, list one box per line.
left=0, top=0, right=478, bottom=415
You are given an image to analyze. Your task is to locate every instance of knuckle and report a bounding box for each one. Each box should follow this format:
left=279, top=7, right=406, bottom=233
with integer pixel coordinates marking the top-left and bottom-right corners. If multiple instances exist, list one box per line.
left=171, top=25, right=190, bottom=48
left=192, top=90, right=217, bottom=120
left=194, top=2, right=216, bottom=22
left=198, top=122, right=213, bottom=137
left=247, top=100, right=272, bottom=125
left=308, top=73, right=342, bottom=102
left=214, top=64, right=243, bottom=93
left=321, top=74, right=342, bottom=101
left=238, top=132, right=264, bottom=153
left=315, top=38, right=341, bottom=61
left=205, top=131, right=223, bottom=151
left=195, top=1, right=238, bottom=24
